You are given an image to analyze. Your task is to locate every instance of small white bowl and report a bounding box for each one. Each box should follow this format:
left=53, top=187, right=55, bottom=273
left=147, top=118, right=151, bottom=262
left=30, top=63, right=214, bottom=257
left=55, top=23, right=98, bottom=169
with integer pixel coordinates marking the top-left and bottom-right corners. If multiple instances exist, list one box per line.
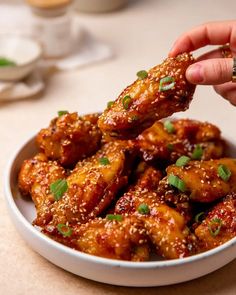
left=0, top=35, right=42, bottom=81
left=4, top=135, right=236, bottom=287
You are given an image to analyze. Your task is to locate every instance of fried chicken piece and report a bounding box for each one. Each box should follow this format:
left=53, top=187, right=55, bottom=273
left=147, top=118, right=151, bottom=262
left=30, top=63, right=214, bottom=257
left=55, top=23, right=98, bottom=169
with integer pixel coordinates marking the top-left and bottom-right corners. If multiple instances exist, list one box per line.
left=165, top=158, right=236, bottom=202
left=115, top=166, right=162, bottom=214
left=156, top=180, right=193, bottom=223
left=116, top=197, right=196, bottom=259
left=18, top=153, right=66, bottom=226
left=115, top=167, right=196, bottom=259
left=49, top=141, right=134, bottom=225
left=98, top=53, right=195, bottom=139
left=144, top=204, right=197, bottom=259
left=195, top=193, right=236, bottom=251
left=46, top=216, right=149, bottom=261
left=36, top=112, right=102, bottom=167
left=135, top=119, right=224, bottom=163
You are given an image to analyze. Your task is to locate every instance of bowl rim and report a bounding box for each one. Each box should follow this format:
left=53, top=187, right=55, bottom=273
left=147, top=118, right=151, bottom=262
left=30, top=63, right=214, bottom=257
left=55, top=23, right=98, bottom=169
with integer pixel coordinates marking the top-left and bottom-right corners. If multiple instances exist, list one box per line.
left=4, top=133, right=236, bottom=269
left=0, top=34, right=43, bottom=69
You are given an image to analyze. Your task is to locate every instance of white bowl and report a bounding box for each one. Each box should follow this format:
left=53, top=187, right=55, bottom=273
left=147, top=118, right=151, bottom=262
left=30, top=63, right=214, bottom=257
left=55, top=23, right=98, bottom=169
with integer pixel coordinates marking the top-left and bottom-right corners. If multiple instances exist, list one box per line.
left=4, top=135, right=236, bottom=287
left=0, top=35, right=42, bottom=81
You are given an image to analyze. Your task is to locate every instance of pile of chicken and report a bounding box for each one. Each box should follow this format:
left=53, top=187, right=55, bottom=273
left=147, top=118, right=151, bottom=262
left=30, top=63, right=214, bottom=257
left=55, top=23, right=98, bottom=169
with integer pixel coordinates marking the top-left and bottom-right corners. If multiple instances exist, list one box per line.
left=18, top=53, right=236, bottom=261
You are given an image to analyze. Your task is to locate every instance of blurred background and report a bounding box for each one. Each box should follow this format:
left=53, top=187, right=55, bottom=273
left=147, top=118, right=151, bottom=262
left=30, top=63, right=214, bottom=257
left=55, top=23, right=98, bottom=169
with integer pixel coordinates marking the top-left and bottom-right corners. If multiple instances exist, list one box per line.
left=1, top=1, right=236, bottom=293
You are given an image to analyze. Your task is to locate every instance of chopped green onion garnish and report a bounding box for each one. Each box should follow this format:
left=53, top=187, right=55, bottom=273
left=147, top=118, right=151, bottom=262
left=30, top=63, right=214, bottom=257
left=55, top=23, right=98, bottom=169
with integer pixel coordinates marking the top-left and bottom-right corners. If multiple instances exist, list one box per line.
left=99, top=157, right=110, bottom=166
left=106, top=214, right=123, bottom=221
left=164, top=120, right=175, bottom=133
left=176, top=155, right=191, bottom=167
left=208, top=218, right=222, bottom=237
left=57, top=223, right=72, bottom=237
left=218, top=164, right=231, bottom=182
left=159, top=76, right=175, bottom=91
left=136, top=70, right=148, bottom=80
left=167, top=143, right=174, bottom=151
left=58, top=110, right=68, bottom=117
left=137, top=203, right=150, bottom=215
left=0, top=57, right=16, bottom=67
left=107, top=101, right=114, bottom=109
left=192, top=144, right=203, bottom=160
left=50, top=179, right=68, bottom=201
left=168, top=174, right=186, bottom=192
left=194, top=212, right=205, bottom=223
left=122, top=95, right=132, bottom=110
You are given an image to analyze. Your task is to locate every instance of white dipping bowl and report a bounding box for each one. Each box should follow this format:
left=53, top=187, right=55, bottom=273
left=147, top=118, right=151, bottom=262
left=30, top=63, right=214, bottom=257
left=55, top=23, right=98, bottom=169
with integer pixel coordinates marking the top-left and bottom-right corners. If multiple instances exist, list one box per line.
left=4, top=135, right=236, bottom=287
left=0, top=35, right=42, bottom=81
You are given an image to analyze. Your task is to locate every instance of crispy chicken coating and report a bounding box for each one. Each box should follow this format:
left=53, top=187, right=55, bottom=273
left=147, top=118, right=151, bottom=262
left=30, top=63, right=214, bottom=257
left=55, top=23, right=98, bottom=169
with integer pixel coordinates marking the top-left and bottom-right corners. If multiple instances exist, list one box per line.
left=157, top=180, right=193, bottom=223
left=18, top=153, right=66, bottom=226
left=74, top=217, right=150, bottom=261
left=43, top=216, right=149, bottom=261
left=49, top=141, right=134, bottom=225
left=98, top=53, right=195, bottom=139
left=36, top=112, right=102, bottom=167
left=115, top=166, right=162, bottom=215
left=195, top=193, right=236, bottom=251
left=165, top=158, right=236, bottom=202
left=134, top=119, right=224, bottom=163
left=115, top=167, right=196, bottom=259
left=144, top=204, right=196, bottom=259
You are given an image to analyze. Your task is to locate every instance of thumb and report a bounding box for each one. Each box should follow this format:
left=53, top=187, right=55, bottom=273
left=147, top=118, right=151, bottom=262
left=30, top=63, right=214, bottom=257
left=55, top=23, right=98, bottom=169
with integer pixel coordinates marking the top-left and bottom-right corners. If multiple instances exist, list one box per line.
left=186, top=58, right=233, bottom=85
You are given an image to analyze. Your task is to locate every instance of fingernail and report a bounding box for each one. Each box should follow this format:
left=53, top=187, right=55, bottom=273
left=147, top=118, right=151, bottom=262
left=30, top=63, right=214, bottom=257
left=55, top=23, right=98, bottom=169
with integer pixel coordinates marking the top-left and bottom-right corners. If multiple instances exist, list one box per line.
left=186, top=64, right=204, bottom=83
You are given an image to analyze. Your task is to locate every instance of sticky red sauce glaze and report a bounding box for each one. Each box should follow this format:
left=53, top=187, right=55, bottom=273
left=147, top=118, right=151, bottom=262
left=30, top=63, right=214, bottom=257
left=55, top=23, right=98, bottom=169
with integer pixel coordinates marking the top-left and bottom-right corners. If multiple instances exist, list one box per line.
left=98, top=53, right=196, bottom=139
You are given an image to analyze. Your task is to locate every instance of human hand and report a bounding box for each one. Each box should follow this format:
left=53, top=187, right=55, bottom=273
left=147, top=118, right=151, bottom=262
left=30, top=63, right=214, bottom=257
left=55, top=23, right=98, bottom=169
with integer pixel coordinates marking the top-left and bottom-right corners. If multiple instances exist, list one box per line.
left=169, top=20, right=236, bottom=105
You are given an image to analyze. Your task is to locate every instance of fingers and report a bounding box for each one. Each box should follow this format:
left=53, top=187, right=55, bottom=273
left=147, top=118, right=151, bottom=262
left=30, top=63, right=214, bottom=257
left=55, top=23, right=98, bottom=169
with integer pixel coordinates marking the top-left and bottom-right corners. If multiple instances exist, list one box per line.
left=214, top=82, right=236, bottom=105
left=196, top=47, right=229, bottom=62
left=169, top=20, right=236, bottom=57
left=186, top=58, right=233, bottom=85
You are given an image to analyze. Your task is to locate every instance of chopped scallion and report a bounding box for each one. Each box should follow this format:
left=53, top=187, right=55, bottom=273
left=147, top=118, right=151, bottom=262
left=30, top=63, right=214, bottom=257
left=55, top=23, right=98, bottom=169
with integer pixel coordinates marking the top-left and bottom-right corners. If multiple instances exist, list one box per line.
left=57, top=223, right=72, bottom=237
left=176, top=155, right=191, bottom=167
left=217, top=164, right=231, bottom=182
left=137, top=203, right=150, bottom=215
left=194, top=212, right=205, bottom=223
left=99, top=157, right=110, bottom=166
left=122, top=95, right=132, bottom=110
left=58, top=110, right=68, bottom=117
left=208, top=218, right=222, bottom=237
left=159, top=76, right=175, bottom=91
left=164, top=120, right=175, bottom=133
left=106, top=214, right=123, bottom=221
left=136, top=70, right=148, bottom=80
left=107, top=101, right=114, bottom=109
left=50, top=179, right=68, bottom=201
left=168, top=174, right=186, bottom=192
left=192, top=144, right=203, bottom=160
left=0, top=57, right=16, bottom=67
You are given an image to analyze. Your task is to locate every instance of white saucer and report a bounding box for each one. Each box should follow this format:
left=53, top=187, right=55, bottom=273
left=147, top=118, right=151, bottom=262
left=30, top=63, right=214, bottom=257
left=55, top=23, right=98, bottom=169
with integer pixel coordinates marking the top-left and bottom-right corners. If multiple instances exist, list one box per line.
left=0, top=69, right=44, bottom=101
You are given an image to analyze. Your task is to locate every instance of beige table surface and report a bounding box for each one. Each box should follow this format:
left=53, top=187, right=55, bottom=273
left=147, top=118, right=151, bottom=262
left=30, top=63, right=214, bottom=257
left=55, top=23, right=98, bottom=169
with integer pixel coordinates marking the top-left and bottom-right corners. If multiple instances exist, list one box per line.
left=1, top=0, right=236, bottom=294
